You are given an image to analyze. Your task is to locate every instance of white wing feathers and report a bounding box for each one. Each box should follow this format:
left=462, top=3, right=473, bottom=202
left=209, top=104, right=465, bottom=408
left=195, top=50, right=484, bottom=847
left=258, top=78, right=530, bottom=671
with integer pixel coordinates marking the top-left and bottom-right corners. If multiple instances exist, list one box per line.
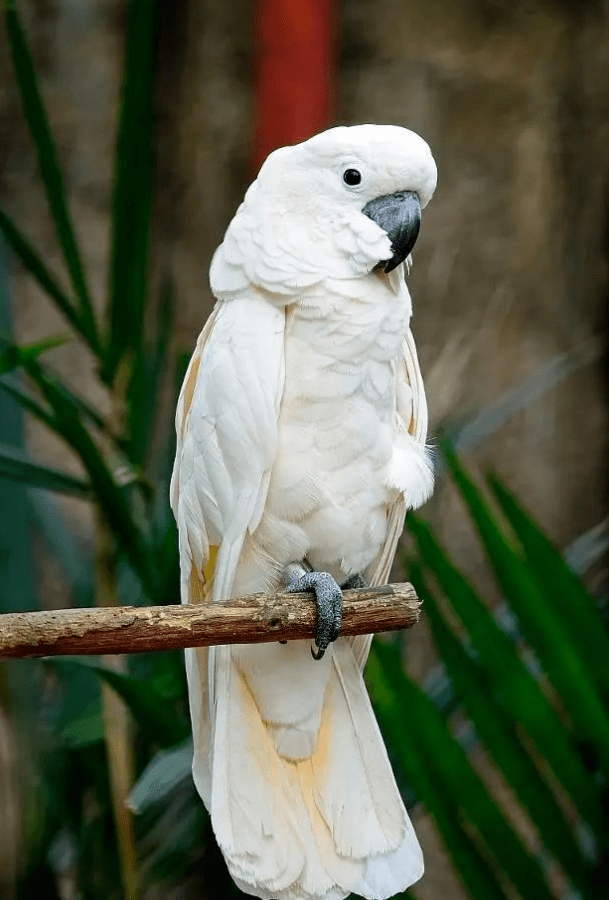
left=172, top=292, right=286, bottom=820
left=171, top=295, right=285, bottom=601
left=402, top=327, right=429, bottom=443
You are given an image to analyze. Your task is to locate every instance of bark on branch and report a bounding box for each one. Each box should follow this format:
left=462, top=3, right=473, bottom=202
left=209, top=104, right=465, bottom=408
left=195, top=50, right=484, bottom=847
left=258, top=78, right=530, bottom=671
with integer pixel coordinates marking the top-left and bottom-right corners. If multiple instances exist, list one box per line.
left=0, top=583, right=420, bottom=658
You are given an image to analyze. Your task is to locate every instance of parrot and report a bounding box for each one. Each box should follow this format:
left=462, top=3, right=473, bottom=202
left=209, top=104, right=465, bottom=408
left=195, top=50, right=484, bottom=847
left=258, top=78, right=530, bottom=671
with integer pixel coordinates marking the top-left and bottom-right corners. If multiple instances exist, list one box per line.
left=170, top=123, right=436, bottom=900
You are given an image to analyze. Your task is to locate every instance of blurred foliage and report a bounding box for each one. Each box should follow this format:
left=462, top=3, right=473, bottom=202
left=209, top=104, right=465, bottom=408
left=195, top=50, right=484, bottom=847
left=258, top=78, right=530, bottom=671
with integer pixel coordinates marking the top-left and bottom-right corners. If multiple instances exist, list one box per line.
left=0, top=3, right=608, bottom=900
left=387, top=442, right=608, bottom=900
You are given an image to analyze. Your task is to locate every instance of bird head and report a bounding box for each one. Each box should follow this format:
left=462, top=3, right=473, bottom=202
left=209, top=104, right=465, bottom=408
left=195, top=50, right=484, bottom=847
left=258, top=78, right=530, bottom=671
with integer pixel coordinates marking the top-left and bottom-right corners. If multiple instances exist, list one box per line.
left=210, top=124, right=437, bottom=297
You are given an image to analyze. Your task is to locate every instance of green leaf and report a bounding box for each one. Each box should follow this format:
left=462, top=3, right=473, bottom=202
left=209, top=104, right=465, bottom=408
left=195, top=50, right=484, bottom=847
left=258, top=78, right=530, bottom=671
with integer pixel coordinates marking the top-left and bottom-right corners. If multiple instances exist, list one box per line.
left=366, top=648, right=513, bottom=900
left=0, top=343, right=109, bottom=483
left=29, top=491, right=94, bottom=607
left=0, top=442, right=91, bottom=497
left=0, top=337, right=107, bottom=431
left=128, top=738, right=192, bottom=813
left=105, top=0, right=158, bottom=383
left=410, top=560, right=595, bottom=896
left=47, top=655, right=104, bottom=745
left=369, top=643, right=555, bottom=900
left=0, top=333, right=69, bottom=375
left=0, top=234, right=37, bottom=616
left=488, top=475, right=609, bottom=697
left=0, top=362, right=157, bottom=595
left=0, top=207, right=91, bottom=347
left=3, top=2, right=100, bottom=355
left=61, top=701, right=105, bottom=748
left=126, top=274, right=174, bottom=466
left=29, top=363, right=107, bottom=432
left=407, top=513, right=603, bottom=831
left=441, top=441, right=609, bottom=774
left=11, top=361, right=158, bottom=597
left=38, top=385, right=157, bottom=597
left=0, top=371, right=56, bottom=429
left=52, top=659, right=188, bottom=748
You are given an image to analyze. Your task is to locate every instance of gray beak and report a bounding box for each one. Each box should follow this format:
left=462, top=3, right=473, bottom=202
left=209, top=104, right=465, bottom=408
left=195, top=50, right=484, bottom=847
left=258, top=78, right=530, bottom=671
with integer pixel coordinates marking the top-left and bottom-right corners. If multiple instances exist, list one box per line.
left=362, top=190, right=421, bottom=273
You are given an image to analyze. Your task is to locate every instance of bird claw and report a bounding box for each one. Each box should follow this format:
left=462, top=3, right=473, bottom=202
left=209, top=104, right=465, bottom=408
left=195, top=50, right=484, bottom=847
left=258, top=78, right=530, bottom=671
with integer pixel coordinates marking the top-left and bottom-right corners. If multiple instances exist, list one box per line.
left=286, top=571, right=343, bottom=660
left=341, top=573, right=367, bottom=590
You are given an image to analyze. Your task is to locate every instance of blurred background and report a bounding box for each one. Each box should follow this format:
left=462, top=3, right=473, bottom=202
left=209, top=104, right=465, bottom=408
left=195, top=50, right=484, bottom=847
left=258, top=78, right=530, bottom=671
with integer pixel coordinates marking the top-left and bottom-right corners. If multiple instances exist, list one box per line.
left=0, top=1, right=607, bottom=899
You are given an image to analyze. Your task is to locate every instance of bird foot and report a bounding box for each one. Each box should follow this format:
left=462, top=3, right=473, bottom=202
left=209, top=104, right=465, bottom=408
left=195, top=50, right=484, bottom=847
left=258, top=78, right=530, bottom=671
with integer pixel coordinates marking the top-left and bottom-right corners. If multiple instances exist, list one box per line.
left=341, top=573, right=367, bottom=590
left=286, top=571, right=344, bottom=660
left=285, top=569, right=367, bottom=660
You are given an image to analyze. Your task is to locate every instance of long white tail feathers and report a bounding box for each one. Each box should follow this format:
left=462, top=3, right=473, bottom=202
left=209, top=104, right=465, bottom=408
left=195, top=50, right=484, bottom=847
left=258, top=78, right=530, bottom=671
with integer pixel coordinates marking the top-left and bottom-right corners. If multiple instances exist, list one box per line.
left=186, top=639, right=423, bottom=900
left=184, top=645, right=213, bottom=806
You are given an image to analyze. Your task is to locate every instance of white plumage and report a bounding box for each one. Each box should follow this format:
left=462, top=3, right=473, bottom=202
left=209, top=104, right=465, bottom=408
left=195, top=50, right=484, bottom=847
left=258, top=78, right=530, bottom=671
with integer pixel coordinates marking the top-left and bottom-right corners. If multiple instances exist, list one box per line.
left=171, top=124, right=437, bottom=900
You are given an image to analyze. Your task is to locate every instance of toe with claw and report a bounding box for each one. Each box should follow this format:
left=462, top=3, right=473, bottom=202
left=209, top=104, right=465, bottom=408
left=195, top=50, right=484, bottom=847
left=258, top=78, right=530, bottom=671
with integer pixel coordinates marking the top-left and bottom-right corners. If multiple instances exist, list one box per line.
left=286, top=571, right=344, bottom=660
left=341, top=573, right=367, bottom=591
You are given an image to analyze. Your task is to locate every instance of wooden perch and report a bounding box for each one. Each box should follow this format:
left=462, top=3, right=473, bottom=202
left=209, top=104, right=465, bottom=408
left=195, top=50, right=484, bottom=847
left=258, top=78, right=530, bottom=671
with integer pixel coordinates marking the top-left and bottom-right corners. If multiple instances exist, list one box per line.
left=0, top=583, right=420, bottom=658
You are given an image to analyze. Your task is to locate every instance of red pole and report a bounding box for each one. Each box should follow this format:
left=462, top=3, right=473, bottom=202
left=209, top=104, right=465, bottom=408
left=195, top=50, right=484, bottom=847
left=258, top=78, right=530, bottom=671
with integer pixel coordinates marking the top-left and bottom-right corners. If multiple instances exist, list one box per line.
left=251, top=0, right=335, bottom=173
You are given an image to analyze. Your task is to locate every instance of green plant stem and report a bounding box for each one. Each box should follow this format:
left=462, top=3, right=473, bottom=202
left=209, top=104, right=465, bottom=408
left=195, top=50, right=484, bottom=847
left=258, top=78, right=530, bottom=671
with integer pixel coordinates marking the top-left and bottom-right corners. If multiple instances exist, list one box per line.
left=3, top=3, right=100, bottom=356
left=95, top=512, right=139, bottom=900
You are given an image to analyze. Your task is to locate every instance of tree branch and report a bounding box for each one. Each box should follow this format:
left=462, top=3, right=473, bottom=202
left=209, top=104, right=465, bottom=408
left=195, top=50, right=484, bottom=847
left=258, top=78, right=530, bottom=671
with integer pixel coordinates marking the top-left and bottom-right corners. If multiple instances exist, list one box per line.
left=0, top=583, right=420, bottom=658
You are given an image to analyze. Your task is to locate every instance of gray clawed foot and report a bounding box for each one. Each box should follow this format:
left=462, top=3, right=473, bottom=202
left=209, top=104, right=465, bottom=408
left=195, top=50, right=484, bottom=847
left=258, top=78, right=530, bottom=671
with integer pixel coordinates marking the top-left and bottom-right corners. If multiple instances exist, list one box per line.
left=287, top=571, right=343, bottom=660
left=341, top=573, right=367, bottom=590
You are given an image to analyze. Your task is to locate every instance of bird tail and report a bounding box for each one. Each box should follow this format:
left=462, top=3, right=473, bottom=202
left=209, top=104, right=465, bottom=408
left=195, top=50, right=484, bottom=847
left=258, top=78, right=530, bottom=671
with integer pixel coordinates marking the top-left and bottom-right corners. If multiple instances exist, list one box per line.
left=185, top=636, right=423, bottom=900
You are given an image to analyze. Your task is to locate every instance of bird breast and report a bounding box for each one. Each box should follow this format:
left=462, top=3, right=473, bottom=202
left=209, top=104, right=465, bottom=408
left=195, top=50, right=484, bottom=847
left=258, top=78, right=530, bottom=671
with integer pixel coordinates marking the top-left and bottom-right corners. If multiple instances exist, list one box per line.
left=257, top=270, right=412, bottom=580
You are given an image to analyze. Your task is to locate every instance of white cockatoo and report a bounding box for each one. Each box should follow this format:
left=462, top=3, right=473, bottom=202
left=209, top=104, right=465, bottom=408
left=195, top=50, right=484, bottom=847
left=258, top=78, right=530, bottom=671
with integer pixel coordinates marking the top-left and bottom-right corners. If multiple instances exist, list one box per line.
left=170, top=124, right=436, bottom=900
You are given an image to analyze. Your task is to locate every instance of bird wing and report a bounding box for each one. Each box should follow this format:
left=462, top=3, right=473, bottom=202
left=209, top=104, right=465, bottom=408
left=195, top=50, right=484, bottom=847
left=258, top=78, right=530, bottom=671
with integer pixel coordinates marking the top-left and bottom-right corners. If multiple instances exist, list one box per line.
left=351, top=326, right=430, bottom=669
left=171, top=295, right=286, bottom=604
left=171, top=294, right=285, bottom=806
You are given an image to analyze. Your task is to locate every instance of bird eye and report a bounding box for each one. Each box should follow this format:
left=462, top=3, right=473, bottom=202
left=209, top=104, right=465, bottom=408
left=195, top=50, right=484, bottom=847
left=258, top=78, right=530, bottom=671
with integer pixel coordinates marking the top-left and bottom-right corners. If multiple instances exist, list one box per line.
left=343, top=168, right=362, bottom=186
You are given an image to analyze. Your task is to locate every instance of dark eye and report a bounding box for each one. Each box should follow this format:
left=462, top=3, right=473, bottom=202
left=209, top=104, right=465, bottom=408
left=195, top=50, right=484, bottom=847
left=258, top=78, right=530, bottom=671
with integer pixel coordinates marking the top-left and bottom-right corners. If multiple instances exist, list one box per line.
left=343, top=168, right=362, bottom=186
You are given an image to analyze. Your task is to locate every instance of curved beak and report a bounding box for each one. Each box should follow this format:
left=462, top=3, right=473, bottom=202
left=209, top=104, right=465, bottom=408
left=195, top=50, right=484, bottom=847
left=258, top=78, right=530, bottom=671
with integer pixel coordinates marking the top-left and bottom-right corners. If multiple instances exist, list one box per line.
left=362, top=190, right=421, bottom=273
